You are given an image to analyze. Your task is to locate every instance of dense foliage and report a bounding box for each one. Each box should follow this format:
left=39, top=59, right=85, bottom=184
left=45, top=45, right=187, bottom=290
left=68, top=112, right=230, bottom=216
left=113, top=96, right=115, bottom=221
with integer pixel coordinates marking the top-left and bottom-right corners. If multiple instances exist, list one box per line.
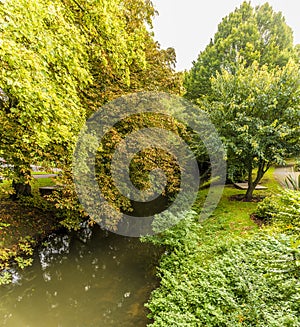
left=256, top=189, right=300, bottom=230
left=184, top=1, right=296, bottom=101
left=202, top=60, right=300, bottom=199
left=0, top=0, right=183, bottom=228
left=60, top=0, right=183, bottom=112
left=145, top=210, right=300, bottom=326
left=143, top=3, right=300, bottom=324
left=0, top=0, right=91, bottom=196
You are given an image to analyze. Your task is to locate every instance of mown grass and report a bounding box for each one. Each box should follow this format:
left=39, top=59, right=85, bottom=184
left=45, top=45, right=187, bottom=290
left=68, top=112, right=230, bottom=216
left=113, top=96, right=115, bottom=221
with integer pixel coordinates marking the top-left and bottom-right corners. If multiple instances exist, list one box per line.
left=31, top=171, right=50, bottom=175
left=192, top=167, right=284, bottom=245
left=32, top=176, right=55, bottom=190
left=259, top=166, right=282, bottom=194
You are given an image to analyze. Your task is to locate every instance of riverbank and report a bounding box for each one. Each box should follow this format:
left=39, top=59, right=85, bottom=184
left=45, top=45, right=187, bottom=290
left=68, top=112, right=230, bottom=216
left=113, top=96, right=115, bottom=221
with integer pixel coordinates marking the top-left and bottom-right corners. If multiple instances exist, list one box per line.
left=0, top=176, right=62, bottom=284
left=145, top=167, right=300, bottom=326
left=0, top=165, right=298, bottom=323
left=0, top=166, right=284, bottom=279
left=0, top=166, right=285, bottom=263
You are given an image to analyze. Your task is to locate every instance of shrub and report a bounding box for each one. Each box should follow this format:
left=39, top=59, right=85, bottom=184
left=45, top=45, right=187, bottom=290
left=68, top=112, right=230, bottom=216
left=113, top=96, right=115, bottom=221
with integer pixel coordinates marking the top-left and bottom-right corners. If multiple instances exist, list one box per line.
left=145, top=210, right=300, bottom=326
left=284, top=174, right=300, bottom=190
left=255, top=190, right=300, bottom=230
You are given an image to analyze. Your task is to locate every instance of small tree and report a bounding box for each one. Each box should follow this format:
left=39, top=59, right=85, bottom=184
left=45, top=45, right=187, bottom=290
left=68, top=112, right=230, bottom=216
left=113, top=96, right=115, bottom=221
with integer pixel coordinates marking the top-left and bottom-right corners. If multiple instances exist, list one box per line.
left=203, top=60, right=300, bottom=201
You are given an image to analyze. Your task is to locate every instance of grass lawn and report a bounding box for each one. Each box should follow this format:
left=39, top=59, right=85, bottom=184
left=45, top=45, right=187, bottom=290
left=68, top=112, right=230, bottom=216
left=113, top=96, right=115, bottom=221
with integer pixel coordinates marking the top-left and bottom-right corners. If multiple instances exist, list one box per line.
left=259, top=166, right=282, bottom=194
left=32, top=176, right=56, bottom=189
left=192, top=167, right=284, bottom=245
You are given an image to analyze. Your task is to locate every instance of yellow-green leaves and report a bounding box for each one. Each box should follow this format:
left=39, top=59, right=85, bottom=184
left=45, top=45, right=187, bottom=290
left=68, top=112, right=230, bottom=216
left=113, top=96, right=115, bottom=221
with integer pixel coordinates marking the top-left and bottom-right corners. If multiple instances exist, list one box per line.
left=0, top=0, right=90, bottom=169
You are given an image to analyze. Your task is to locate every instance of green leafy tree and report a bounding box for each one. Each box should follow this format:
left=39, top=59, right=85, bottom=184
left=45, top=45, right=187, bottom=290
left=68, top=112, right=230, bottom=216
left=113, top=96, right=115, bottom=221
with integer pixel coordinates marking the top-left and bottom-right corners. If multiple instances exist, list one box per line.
left=44, top=0, right=183, bottom=230
left=203, top=60, right=300, bottom=200
left=0, top=0, right=182, bottom=203
left=0, top=0, right=91, bottom=198
left=61, top=0, right=182, bottom=114
left=184, top=1, right=296, bottom=101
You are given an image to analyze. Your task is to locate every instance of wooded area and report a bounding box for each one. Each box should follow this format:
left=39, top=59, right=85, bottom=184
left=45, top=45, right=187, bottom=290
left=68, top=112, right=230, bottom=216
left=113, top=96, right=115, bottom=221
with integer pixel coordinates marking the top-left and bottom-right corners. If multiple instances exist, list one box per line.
left=0, top=1, right=299, bottom=326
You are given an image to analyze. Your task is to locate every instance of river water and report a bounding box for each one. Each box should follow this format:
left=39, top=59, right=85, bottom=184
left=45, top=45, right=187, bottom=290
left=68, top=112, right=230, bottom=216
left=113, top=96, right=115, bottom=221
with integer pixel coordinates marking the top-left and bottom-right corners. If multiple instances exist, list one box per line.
left=0, top=224, right=160, bottom=326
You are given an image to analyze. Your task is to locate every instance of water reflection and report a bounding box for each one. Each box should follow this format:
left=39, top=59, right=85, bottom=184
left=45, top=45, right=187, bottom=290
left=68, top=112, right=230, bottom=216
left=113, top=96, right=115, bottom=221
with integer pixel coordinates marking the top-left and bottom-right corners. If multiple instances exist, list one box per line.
left=0, top=224, right=159, bottom=326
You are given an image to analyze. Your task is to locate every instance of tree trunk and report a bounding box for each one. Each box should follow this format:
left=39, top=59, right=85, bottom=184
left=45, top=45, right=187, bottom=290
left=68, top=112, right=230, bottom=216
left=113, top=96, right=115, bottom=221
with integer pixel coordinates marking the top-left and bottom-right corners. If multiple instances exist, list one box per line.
left=245, top=160, right=269, bottom=201
left=11, top=180, right=32, bottom=200
left=10, top=165, right=32, bottom=200
left=245, top=183, right=255, bottom=201
left=245, top=164, right=254, bottom=201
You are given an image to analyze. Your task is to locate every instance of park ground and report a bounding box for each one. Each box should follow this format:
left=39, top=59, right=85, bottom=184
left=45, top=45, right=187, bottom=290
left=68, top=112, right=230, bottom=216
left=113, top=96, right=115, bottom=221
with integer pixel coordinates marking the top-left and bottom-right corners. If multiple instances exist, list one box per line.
left=0, top=165, right=295, bottom=281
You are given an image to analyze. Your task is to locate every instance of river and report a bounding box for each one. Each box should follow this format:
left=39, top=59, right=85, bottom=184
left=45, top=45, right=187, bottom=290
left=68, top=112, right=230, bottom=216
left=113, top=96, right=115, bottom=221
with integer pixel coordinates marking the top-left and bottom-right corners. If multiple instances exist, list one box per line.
left=0, top=224, right=160, bottom=326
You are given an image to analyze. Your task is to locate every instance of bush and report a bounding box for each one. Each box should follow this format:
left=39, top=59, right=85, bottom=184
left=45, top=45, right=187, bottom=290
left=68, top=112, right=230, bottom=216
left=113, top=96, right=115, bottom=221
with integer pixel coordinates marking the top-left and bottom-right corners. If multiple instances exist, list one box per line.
left=145, top=211, right=300, bottom=326
left=142, top=210, right=202, bottom=252
left=255, top=190, right=300, bottom=230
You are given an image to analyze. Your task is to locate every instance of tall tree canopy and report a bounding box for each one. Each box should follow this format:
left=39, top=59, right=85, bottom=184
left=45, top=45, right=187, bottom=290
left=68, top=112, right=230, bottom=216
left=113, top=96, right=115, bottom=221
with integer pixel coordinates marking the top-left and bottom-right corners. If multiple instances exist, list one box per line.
left=61, top=0, right=182, bottom=114
left=0, top=0, right=182, bottom=199
left=0, top=0, right=91, bottom=196
left=184, top=1, right=296, bottom=101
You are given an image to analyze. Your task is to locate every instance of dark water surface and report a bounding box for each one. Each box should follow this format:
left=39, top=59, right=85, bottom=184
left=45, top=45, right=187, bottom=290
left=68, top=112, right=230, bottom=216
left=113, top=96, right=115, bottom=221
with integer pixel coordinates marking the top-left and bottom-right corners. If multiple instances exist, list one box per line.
left=0, top=224, right=160, bottom=326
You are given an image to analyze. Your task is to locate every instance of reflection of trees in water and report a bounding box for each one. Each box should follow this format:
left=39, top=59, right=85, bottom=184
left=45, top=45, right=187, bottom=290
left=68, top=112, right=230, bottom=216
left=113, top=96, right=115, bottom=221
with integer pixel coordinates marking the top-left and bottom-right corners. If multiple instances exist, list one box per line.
left=0, top=224, right=160, bottom=326
left=39, top=221, right=94, bottom=276
left=39, top=234, right=71, bottom=271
